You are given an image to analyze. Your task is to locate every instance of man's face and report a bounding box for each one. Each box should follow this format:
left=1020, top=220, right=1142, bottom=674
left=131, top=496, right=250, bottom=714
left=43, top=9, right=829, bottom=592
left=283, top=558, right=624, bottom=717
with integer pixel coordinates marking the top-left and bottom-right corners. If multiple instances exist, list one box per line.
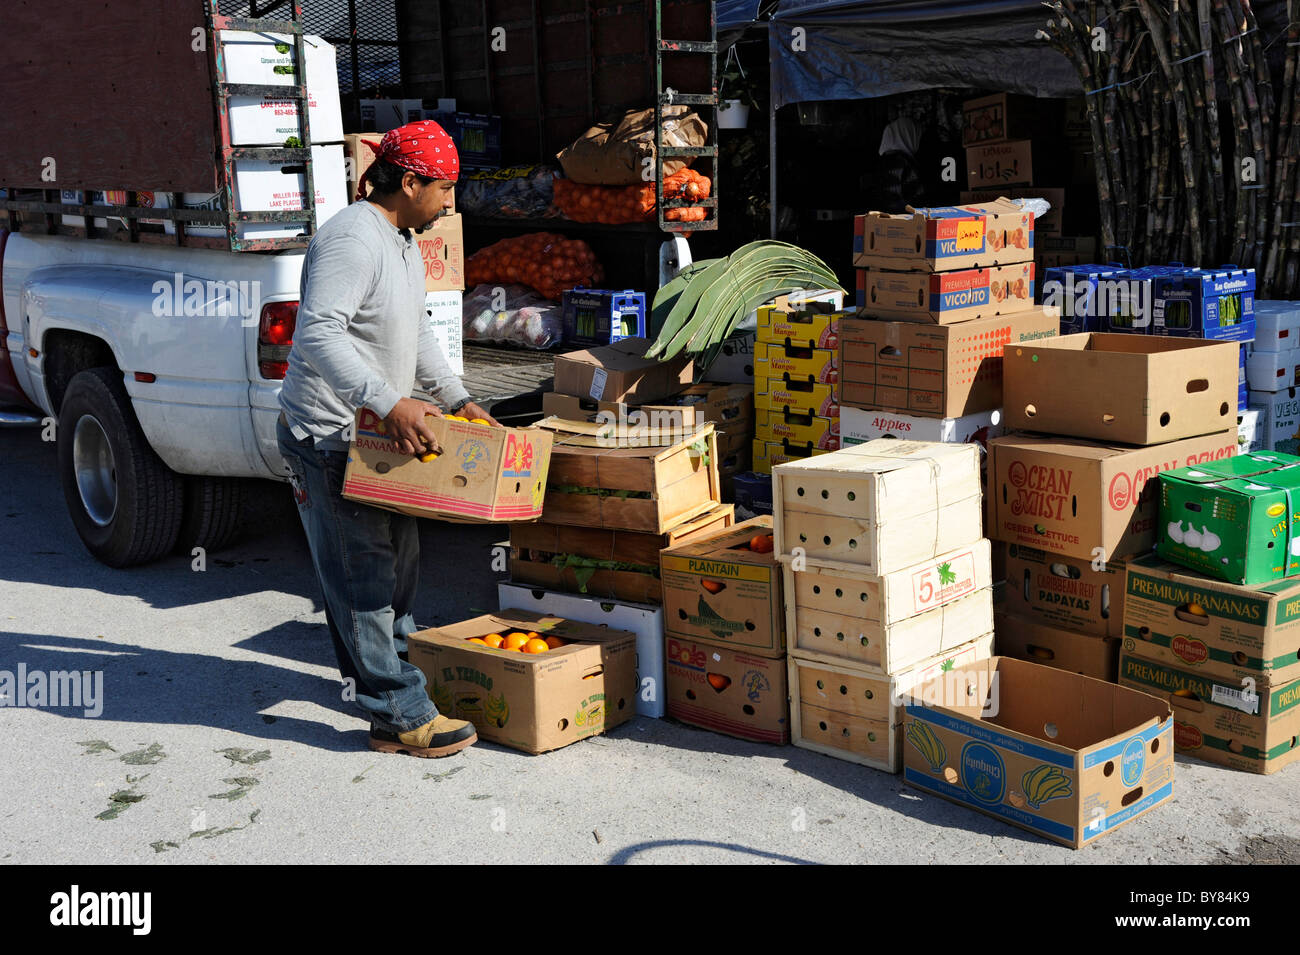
left=404, top=175, right=456, bottom=231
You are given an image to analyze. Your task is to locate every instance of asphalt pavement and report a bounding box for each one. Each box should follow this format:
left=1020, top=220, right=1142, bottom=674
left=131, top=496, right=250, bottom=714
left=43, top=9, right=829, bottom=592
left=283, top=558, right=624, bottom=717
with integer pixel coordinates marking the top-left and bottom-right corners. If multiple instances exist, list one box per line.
left=2, top=426, right=1298, bottom=865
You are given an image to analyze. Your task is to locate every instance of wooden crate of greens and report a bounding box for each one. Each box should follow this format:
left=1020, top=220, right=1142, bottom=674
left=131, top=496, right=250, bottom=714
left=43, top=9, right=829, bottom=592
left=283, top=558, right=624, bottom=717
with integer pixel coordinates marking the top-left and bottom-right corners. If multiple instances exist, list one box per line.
left=542, top=424, right=721, bottom=533
left=507, top=503, right=734, bottom=603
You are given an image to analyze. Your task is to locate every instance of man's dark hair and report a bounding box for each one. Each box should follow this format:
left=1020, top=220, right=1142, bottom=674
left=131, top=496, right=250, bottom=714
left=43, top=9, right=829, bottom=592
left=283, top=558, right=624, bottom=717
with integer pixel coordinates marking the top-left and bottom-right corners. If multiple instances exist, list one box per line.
left=365, top=158, right=434, bottom=197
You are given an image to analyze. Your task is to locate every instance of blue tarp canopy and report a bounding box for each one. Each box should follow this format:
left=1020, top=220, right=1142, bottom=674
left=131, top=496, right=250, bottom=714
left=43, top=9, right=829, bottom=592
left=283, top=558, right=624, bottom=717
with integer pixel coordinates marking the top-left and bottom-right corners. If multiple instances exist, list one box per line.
left=720, top=0, right=1082, bottom=106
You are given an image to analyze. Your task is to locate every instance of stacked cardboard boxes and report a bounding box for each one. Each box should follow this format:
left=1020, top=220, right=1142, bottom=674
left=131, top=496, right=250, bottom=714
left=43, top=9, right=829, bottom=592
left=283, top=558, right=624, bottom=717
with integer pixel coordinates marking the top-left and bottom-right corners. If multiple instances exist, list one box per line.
left=1249, top=301, right=1300, bottom=453
left=753, top=295, right=850, bottom=474
left=989, top=333, right=1240, bottom=682
left=772, top=440, right=997, bottom=771
left=1117, top=450, right=1300, bottom=774
left=658, top=516, right=789, bottom=742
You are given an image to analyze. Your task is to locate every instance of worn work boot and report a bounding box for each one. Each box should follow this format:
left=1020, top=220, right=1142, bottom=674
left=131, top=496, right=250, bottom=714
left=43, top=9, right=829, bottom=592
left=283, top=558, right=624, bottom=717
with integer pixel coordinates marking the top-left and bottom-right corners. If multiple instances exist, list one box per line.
left=369, top=715, right=477, bottom=758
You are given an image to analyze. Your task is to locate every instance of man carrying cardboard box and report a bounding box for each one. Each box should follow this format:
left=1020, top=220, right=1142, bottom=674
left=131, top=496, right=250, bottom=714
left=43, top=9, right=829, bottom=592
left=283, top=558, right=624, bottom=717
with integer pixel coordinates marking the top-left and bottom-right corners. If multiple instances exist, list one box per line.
left=277, top=121, right=498, bottom=758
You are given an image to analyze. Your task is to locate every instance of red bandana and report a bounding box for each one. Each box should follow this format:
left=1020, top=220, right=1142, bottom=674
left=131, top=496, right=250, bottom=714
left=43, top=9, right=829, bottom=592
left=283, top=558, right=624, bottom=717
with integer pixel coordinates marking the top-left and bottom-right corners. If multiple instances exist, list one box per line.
left=356, top=120, right=459, bottom=201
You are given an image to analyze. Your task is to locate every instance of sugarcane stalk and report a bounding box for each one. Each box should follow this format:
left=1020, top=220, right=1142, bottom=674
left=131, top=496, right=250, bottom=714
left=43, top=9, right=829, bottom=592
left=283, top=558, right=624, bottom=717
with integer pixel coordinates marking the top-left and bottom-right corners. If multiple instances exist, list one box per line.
left=1148, top=64, right=1174, bottom=263
left=1195, top=0, right=1226, bottom=259
left=1263, top=0, right=1298, bottom=293
left=1171, top=0, right=1216, bottom=261
left=1214, top=0, right=1253, bottom=265
left=1237, top=0, right=1273, bottom=269
left=1094, top=0, right=1132, bottom=255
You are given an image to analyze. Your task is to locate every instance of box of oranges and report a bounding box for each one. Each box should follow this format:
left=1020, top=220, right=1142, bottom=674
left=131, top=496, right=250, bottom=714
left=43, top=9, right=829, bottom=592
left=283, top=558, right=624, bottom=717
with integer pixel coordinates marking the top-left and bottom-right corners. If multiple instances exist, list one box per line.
left=407, top=609, right=638, bottom=754
left=660, top=515, right=784, bottom=658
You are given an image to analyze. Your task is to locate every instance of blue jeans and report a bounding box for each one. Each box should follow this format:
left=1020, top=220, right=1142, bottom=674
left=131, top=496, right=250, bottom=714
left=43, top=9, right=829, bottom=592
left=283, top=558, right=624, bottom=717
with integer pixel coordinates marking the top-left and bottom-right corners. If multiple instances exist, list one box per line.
left=276, top=419, right=437, bottom=733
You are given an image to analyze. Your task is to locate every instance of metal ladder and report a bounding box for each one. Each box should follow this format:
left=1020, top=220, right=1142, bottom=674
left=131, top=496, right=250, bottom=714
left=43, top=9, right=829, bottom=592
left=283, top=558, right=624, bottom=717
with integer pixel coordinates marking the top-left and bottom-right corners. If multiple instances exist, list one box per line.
left=654, top=0, right=718, bottom=233
left=204, top=0, right=318, bottom=251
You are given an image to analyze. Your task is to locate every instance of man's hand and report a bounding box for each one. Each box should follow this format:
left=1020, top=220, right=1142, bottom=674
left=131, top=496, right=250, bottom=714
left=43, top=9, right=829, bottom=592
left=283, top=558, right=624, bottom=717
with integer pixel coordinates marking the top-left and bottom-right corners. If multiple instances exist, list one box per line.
left=453, top=401, right=502, bottom=427
left=383, top=397, right=443, bottom=455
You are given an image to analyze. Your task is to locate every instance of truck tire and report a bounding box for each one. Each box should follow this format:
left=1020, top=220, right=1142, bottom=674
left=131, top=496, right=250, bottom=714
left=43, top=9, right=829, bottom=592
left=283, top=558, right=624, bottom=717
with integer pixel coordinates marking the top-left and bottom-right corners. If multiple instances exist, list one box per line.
left=57, top=367, right=183, bottom=567
left=175, top=475, right=246, bottom=554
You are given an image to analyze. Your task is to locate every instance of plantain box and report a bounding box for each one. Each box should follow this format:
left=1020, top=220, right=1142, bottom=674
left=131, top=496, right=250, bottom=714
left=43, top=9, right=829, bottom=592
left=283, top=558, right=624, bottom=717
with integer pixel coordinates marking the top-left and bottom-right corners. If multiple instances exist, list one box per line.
left=408, top=610, right=638, bottom=754
left=660, top=516, right=783, bottom=658
left=902, top=656, right=1175, bottom=848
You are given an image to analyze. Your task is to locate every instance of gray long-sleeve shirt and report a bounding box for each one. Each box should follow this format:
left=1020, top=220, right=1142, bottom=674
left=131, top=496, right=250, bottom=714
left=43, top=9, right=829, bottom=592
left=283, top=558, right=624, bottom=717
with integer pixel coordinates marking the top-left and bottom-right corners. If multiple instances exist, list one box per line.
left=279, top=200, right=471, bottom=450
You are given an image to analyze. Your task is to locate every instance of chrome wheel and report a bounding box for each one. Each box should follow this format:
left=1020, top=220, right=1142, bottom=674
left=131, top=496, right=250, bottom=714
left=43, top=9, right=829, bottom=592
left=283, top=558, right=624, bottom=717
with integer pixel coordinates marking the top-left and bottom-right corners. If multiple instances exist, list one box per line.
left=73, top=413, right=118, bottom=527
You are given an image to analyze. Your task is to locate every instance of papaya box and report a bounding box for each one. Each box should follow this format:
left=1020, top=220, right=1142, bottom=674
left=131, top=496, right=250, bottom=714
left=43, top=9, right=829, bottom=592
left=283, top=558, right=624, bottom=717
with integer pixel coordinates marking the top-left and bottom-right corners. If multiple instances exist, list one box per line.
left=660, top=516, right=783, bottom=657
left=342, top=409, right=553, bottom=523
left=407, top=610, right=638, bottom=754
left=1122, top=553, right=1300, bottom=686
left=1004, top=544, right=1128, bottom=637
left=664, top=637, right=790, bottom=743
left=902, top=656, right=1174, bottom=849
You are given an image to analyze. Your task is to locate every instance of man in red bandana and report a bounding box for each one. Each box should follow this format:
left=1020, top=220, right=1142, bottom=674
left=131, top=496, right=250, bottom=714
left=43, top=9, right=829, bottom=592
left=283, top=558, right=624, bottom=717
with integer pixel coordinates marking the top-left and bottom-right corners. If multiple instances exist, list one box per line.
left=278, top=121, right=494, bottom=758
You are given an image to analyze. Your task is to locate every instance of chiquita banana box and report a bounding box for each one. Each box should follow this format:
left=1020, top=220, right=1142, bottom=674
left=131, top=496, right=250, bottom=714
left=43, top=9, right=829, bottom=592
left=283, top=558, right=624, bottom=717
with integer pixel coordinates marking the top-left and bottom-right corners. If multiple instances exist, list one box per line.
left=902, top=656, right=1174, bottom=849
left=342, top=408, right=552, bottom=522
left=1157, top=450, right=1300, bottom=585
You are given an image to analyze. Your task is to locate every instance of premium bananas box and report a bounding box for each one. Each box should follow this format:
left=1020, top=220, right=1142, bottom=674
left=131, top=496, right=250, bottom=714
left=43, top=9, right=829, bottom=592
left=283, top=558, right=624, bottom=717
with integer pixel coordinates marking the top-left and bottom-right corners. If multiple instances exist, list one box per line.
left=660, top=516, right=784, bottom=658
left=994, top=609, right=1120, bottom=682
left=773, top=440, right=983, bottom=575
left=754, top=340, right=838, bottom=384
left=1004, top=544, right=1128, bottom=637
left=902, top=656, right=1175, bottom=848
left=782, top=539, right=994, bottom=674
left=1122, top=553, right=1300, bottom=686
left=790, top=635, right=994, bottom=772
left=852, top=199, right=1034, bottom=272
left=1118, top=644, right=1300, bottom=775
left=757, top=378, right=840, bottom=418
left=1156, top=450, right=1300, bottom=585
left=755, top=409, right=840, bottom=451
left=343, top=409, right=553, bottom=523
left=408, top=610, right=637, bottom=754
left=756, top=300, right=845, bottom=349
left=857, top=262, right=1035, bottom=324
left=665, top=637, right=790, bottom=743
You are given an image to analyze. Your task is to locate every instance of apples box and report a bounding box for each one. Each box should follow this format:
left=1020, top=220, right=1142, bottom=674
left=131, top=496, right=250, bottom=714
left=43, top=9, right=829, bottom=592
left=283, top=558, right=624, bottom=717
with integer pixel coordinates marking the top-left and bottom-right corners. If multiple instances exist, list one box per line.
left=839, top=308, right=1059, bottom=419
left=1253, top=301, right=1300, bottom=352
left=853, top=199, right=1034, bottom=272
left=1122, top=552, right=1300, bottom=686
left=507, top=503, right=733, bottom=605
left=757, top=378, right=840, bottom=419
left=665, top=637, right=790, bottom=743
left=994, top=610, right=1120, bottom=682
left=857, top=262, right=1035, bottom=324
left=1003, top=544, right=1128, bottom=637
left=840, top=406, right=1003, bottom=447
left=1002, top=334, right=1239, bottom=445
left=986, top=430, right=1239, bottom=562
left=902, top=656, right=1174, bottom=848
left=1254, top=387, right=1300, bottom=453
left=1157, top=451, right=1300, bottom=585
left=965, top=140, right=1033, bottom=189
left=553, top=336, right=695, bottom=404
left=220, top=31, right=344, bottom=145
left=782, top=539, right=994, bottom=674
left=414, top=213, right=465, bottom=292
left=790, top=635, right=994, bottom=772
left=496, top=584, right=666, bottom=719
left=408, top=610, right=637, bottom=753
left=773, top=440, right=983, bottom=574
left=1118, top=645, right=1300, bottom=774
left=342, top=410, right=553, bottom=522
left=660, top=516, right=783, bottom=658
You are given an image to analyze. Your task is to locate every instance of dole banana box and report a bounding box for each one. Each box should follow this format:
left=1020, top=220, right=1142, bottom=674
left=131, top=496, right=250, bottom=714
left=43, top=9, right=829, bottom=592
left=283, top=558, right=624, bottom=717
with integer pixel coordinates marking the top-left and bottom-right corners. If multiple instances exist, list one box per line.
left=1004, top=544, right=1128, bottom=637
left=856, top=262, right=1035, bottom=324
left=1122, top=553, right=1300, bottom=686
left=755, top=409, right=840, bottom=451
left=790, top=635, right=995, bottom=772
left=343, top=409, right=553, bottom=522
left=781, top=539, right=994, bottom=674
left=853, top=199, right=1034, bottom=272
left=986, top=429, right=1238, bottom=564
left=994, top=609, right=1120, bottom=682
left=1157, top=450, right=1300, bottom=585
left=756, top=300, right=845, bottom=349
left=1118, top=645, right=1300, bottom=775
left=756, top=378, right=840, bottom=418
left=660, top=516, right=783, bottom=658
left=902, top=656, right=1175, bottom=849
left=408, top=610, right=637, bottom=755
left=665, top=637, right=790, bottom=743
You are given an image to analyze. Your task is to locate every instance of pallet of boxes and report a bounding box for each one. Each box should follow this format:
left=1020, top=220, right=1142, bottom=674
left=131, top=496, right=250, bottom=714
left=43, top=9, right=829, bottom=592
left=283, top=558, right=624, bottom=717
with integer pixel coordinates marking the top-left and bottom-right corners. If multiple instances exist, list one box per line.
left=497, top=336, right=737, bottom=734
left=1120, top=449, right=1300, bottom=775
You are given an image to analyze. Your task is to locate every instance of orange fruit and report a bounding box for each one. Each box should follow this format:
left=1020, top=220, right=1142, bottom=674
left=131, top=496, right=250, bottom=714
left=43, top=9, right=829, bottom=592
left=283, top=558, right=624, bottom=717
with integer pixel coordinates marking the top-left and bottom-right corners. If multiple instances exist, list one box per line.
left=467, top=637, right=489, bottom=646
left=544, top=636, right=566, bottom=649
left=503, top=632, right=530, bottom=651
left=750, top=534, right=774, bottom=553
left=482, top=633, right=504, bottom=649
left=523, top=638, right=550, bottom=654
left=526, top=631, right=541, bottom=640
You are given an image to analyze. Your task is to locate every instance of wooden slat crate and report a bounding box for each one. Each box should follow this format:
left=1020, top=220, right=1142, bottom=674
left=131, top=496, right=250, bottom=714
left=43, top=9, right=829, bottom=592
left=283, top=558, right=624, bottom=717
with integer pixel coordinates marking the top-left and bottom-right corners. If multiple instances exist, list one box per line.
left=788, top=635, right=994, bottom=772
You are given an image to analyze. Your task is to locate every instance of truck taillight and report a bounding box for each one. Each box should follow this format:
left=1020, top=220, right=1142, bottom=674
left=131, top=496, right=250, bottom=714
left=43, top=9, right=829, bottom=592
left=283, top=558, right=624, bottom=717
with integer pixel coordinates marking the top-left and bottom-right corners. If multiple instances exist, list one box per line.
left=258, top=301, right=298, bottom=379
